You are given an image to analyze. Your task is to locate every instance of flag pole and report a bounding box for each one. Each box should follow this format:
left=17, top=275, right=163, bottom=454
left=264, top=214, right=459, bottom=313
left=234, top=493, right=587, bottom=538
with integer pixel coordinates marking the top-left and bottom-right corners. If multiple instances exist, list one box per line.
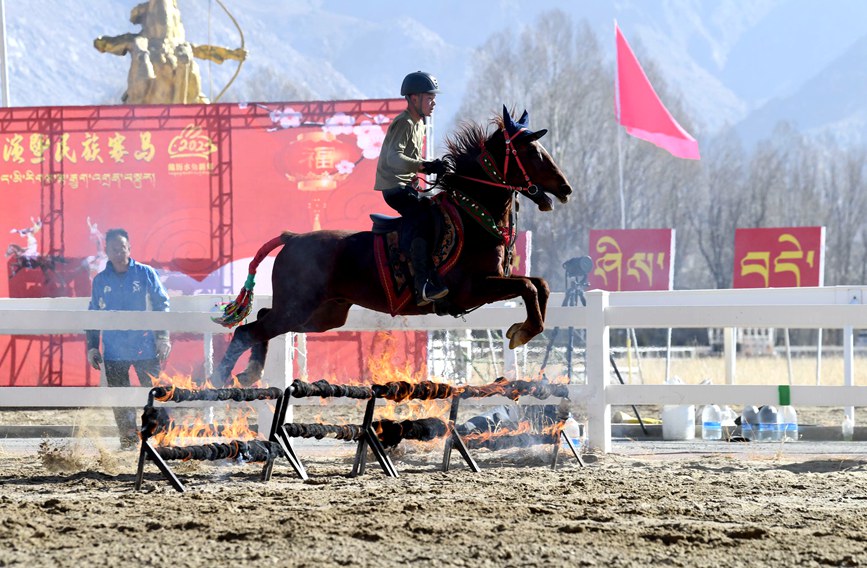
left=617, top=123, right=626, bottom=231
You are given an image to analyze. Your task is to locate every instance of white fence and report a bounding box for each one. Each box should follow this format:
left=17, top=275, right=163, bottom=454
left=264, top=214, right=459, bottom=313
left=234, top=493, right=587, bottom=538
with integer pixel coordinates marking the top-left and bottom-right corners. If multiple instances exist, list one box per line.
left=1, top=286, right=866, bottom=453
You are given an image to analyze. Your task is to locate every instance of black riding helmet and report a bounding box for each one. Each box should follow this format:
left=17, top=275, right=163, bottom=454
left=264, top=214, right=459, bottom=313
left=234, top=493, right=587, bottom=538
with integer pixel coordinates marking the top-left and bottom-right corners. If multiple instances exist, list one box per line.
left=400, top=71, right=440, bottom=96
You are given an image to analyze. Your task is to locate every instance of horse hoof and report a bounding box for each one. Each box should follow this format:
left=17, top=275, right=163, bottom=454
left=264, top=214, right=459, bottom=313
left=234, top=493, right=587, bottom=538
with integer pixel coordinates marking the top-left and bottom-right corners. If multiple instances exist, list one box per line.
left=235, top=371, right=259, bottom=387
left=235, top=361, right=264, bottom=387
left=505, top=322, right=522, bottom=340
left=509, top=329, right=532, bottom=349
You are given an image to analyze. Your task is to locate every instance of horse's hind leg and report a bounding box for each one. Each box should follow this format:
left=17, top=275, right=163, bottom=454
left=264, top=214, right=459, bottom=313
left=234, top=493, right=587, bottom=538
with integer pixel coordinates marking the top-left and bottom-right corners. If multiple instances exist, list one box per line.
left=236, top=309, right=272, bottom=386
left=216, top=321, right=257, bottom=386
left=233, top=307, right=301, bottom=387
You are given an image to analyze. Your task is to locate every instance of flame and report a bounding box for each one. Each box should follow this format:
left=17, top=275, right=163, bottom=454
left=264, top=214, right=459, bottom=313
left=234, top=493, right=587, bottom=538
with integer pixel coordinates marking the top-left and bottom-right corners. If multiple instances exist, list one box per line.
left=149, top=405, right=258, bottom=447
left=461, top=420, right=563, bottom=450
left=146, top=372, right=263, bottom=447
left=149, top=371, right=261, bottom=402
left=366, top=331, right=428, bottom=385
left=364, top=332, right=449, bottom=423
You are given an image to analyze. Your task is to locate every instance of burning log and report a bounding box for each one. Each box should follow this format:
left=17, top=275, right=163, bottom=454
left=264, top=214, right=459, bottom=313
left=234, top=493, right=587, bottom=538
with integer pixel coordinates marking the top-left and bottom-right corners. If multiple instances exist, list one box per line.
left=152, top=386, right=282, bottom=403
left=141, top=406, right=171, bottom=439
left=283, top=417, right=448, bottom=448
left=282, top=422, right=364, bottom=442
left=457, top=377, right=570, bottom=400
left=290, top=379, right=374, bottom=400
left=376, top=417, right=448, bottom=447
left=462, top=431, right=559, bottom=451
left=287, top=377, right=569, bottom=403
left=153, top=440, right=283, bottom=462
left=371, top=380, right=454, bottom=402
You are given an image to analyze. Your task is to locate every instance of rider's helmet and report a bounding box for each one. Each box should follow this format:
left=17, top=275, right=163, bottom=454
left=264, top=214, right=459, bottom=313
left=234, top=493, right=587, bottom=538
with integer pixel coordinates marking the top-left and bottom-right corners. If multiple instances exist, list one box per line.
left=400, top=71, right=440, bottom=96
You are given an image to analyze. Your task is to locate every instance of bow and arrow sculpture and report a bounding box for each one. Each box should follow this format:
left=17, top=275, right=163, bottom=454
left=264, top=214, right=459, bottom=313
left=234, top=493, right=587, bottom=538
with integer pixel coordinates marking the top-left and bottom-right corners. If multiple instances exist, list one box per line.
left=94, top=0, right=246, bottom=104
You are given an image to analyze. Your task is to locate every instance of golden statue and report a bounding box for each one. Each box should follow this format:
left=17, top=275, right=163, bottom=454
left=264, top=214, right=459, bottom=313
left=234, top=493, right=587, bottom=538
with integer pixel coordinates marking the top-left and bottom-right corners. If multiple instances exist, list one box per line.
left=94, top=0, right=246, bottom=104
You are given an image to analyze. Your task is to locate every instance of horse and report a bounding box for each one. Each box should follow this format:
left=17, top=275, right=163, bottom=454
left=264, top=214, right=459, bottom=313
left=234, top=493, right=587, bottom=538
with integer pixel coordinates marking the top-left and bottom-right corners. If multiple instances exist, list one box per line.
left=213, top=106, right=573, bottom=385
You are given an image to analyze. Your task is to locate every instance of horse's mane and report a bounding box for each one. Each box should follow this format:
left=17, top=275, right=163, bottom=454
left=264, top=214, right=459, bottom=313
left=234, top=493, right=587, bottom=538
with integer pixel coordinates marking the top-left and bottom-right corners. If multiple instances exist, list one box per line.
left=443, top=116, right=505, bottom=172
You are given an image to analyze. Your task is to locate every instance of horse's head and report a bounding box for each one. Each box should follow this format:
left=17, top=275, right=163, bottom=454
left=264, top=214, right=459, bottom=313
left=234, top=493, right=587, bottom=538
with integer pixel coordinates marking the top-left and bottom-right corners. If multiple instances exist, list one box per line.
left=495, top=106, right=572, bottom=211
left=442, top=107, right=572, bottom=213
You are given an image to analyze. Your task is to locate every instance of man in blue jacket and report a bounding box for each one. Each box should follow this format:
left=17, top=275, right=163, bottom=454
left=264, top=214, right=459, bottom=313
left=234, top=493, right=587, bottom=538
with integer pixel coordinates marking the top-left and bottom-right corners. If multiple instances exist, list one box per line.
left=86, top=228, right=171, bottom=449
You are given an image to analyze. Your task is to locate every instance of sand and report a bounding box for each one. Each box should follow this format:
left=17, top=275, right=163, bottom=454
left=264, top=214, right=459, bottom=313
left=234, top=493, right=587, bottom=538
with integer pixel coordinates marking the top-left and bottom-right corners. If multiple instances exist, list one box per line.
left=2, top=437, right=866, bottom=568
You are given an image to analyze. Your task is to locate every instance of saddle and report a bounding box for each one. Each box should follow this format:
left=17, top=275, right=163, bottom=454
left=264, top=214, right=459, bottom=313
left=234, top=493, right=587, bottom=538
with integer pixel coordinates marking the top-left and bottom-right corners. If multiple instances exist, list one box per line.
left=371, top=197, right=464, bottom=315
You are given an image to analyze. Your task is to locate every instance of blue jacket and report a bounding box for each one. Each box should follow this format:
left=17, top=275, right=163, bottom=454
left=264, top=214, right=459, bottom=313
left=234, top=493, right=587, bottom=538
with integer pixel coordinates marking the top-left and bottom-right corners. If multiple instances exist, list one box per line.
left=86, top=259, right=170, bottom=361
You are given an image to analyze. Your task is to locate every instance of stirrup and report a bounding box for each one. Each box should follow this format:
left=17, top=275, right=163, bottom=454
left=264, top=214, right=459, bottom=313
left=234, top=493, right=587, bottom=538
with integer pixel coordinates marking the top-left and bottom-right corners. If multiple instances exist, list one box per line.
left=422, top=280, right=449, bottom=302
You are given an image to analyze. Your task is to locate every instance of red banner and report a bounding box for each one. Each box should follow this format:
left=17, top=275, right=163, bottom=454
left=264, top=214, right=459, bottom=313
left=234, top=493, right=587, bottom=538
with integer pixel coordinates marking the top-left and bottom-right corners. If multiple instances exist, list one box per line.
left=587, top=229, right=675, bottom=291
left=0, top=99, right=432, bottom=386
left=733, top=227, right=825, bottom=288
left=510, top=231, right=532, bottom=276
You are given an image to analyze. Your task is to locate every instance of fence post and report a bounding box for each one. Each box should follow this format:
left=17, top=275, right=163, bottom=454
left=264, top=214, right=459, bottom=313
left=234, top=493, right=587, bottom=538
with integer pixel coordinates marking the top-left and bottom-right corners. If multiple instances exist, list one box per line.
left=584, top=290, right=612, bottom=453
left=724, top=328, right=736, bottom=384
left=843, top=326, right=855, bottom=425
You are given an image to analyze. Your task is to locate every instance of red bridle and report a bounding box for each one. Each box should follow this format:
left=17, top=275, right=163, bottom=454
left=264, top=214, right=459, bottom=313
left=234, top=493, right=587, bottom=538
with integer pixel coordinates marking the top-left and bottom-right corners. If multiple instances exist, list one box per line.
left=459, top=126, right=541, bottom=196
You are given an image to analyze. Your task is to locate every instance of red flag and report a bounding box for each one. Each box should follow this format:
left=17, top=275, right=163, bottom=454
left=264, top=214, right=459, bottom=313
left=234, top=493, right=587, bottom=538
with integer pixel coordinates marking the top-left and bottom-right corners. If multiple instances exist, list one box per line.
left=615, top=22, right=700, bottom=160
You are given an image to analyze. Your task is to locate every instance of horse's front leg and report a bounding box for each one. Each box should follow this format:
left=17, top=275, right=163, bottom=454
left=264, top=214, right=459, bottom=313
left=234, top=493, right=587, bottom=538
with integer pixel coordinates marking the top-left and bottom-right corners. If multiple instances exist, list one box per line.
left=469, top=275, right=550, bottom=349
left=527, top=276, right=550, bottom=324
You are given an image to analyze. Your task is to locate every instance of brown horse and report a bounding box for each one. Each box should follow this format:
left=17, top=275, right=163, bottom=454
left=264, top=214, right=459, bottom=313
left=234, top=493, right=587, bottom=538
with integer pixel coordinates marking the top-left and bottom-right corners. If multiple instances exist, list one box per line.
left=214, top=106, right=572, bottom=385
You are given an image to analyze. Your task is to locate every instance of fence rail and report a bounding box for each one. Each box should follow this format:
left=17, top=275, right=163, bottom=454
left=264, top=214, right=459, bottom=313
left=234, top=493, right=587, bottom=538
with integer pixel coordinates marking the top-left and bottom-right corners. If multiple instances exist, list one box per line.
left=0, top=286, right=865, bottom=452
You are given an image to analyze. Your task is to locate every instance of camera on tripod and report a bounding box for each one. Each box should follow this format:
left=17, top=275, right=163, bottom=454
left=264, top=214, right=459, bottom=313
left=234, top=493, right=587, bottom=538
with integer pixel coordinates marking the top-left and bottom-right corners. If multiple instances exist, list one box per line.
left=562, top=256, right=593, bottom=306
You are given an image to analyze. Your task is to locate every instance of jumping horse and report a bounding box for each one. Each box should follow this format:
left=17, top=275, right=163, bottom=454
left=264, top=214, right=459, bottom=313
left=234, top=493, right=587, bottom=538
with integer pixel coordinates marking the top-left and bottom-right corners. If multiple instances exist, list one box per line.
left=213, top=106, right=573, bottom=385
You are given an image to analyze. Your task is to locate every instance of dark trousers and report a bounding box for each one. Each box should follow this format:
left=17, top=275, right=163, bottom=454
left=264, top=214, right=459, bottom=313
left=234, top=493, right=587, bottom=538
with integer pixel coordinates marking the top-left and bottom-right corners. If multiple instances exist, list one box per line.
left=383, top=185, right=433, bottom=242
left=105, top=358, right=160, bottom=441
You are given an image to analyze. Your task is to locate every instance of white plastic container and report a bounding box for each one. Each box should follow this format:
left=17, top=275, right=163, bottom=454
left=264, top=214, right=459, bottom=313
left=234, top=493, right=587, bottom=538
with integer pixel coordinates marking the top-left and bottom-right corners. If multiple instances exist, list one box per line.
left=842, top=415, right=855, bottom=441
left=756, top=405, right=780, bottom=442
left=779, top=406, right=798, bottom=442
left=741, top=405, right=759, bottom=441
left=562, top=414, right=583, bottom=449
left=701, top=404, right=723, bottom=440
left=662, top=405, right=695, bottom=440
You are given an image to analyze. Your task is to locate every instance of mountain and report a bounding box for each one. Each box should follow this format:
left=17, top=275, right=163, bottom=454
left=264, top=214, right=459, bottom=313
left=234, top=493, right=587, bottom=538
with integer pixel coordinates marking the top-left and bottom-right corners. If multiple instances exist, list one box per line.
left=4, top=0, right=867, bottom=147
left=734, top=32, right=867, bottom=146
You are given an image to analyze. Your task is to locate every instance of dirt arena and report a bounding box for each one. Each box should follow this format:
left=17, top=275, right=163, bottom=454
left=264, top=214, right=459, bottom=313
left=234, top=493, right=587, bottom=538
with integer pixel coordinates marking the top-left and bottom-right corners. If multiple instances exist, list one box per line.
left=2, top=436, right=867, bottom=568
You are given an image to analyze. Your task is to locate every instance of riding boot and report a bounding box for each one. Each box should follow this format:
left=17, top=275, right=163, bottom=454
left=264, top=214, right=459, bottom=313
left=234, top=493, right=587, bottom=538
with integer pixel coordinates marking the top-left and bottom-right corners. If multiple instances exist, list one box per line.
left=410, top=237, right=448, bottom=306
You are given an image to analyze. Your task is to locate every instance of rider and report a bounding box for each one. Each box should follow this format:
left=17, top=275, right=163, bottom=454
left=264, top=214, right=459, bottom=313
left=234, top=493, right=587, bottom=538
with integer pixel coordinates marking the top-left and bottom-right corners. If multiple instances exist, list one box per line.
left=374, top=71, right=449, bottom=306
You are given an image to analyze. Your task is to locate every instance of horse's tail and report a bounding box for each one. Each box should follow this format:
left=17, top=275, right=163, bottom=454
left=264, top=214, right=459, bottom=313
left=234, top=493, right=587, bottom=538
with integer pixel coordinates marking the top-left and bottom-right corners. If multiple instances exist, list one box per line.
left=211, top=235, right=286, bottom=328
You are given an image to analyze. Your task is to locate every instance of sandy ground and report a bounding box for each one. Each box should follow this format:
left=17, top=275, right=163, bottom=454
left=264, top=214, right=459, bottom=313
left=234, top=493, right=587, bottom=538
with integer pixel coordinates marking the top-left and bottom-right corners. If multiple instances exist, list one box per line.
left=2, top=436, right=867, bottom=568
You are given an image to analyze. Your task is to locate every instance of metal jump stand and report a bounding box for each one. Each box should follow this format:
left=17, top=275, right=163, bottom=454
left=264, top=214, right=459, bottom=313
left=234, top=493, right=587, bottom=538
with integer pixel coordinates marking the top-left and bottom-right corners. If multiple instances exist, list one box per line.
left=134, top=386, right=290, bottom=493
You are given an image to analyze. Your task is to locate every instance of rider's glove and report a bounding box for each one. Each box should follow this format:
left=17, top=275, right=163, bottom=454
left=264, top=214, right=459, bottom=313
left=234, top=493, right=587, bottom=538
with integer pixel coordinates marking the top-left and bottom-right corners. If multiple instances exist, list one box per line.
left=87, top=348, right=103, bottom=370
left=422, top=159, right=447, bottom=176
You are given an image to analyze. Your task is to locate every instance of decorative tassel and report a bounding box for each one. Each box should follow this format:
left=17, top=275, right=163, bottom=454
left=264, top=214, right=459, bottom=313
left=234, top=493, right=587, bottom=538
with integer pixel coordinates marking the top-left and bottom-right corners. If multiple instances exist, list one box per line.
left=210, top=235, right=285, bottom=329
left=212, top=273, right=256, bottom=328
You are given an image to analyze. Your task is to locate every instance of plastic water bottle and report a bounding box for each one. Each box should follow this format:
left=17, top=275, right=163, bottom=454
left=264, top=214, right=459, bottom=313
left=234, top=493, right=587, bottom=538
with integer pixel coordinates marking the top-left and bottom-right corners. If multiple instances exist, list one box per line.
left=756, top=405, right=779, bottom=442
left=779, top=406, right=798, bottom=442
left=741, top=405, right=759, bottom=441
left=562, top=414, right=583, bottom=449
left=701, top=404, right=722, bottom=440
left=842, top=415, right=854, bottom=441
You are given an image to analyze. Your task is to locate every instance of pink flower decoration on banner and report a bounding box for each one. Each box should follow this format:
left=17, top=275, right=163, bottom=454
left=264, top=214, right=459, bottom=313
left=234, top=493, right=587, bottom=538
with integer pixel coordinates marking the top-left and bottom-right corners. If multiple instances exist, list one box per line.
left=268, top=107, right=302, bottom=130
left=354, top=120, right=386, bottom=160
left=323, top=113, right=355, bottom=135
left=336, top=160, right=355, bottom=175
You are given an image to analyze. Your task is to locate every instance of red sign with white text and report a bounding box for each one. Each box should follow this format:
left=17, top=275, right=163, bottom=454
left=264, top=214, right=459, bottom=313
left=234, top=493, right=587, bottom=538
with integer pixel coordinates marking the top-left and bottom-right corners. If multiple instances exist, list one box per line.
left=733, top=227, right=824, bottom=288
left=587, top=229, right=675, bottom=291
